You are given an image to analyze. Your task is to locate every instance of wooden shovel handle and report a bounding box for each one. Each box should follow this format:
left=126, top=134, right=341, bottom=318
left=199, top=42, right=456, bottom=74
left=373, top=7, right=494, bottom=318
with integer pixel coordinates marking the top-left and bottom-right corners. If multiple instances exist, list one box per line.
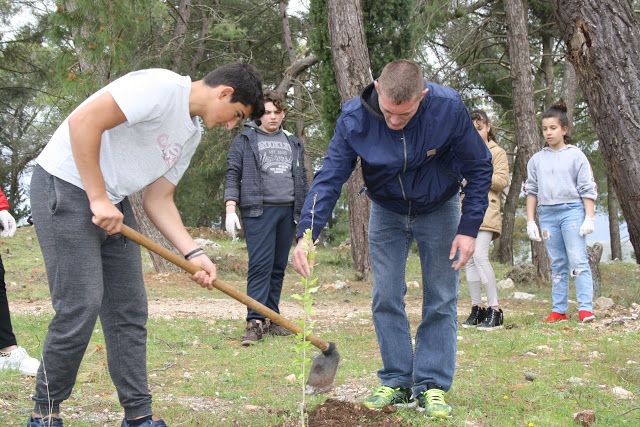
left=120, top=224, right=331, bottom=352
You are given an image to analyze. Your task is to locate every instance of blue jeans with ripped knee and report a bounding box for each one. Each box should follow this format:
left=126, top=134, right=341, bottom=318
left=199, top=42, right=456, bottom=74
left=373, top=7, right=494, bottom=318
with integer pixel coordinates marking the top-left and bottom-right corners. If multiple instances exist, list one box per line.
left=538, top=203, right=593, bottom=313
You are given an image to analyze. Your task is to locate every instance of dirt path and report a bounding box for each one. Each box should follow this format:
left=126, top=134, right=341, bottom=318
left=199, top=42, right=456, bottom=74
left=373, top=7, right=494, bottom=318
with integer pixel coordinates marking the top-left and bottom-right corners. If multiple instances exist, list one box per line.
left=9, top=296, right=415, bottom=321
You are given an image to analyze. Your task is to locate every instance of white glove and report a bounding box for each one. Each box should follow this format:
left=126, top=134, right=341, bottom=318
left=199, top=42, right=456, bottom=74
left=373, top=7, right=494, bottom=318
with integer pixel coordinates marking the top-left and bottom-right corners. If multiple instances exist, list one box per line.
left=579, top=216, right=595, bottom=236
left=225, top=212, right=241, bottom=238
left=526, top=220, right=541, bottom=241
left=0, top=210, right=16, bottom=237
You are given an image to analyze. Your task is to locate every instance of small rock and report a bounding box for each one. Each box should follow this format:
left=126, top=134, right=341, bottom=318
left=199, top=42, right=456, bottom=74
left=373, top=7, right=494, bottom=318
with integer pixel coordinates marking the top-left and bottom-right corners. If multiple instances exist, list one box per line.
left=573, top=409, right=596, bottom=426
left=497, top=278, right=514, bottom=290
left=321, top=281, right=346, bottom=291
left=381, top=404, right=397, bottom=413
left=244, top=404, right=260, bottom=411
left=524, top=372, right=537, bottom=381
left=193, top=238, right=222, bottom=248
left=406, top=281, right=420, bottom=288
left=612, top=386, right=634, bottom=400
left=504, top=264, right=537, bottom=285
left=510, top=292, right=536, bottom=300
left=595, top=296, right=615, bottom=310
left=537, top=345, right=552, bottom=352
left=286, top=374, right=297, bottom=383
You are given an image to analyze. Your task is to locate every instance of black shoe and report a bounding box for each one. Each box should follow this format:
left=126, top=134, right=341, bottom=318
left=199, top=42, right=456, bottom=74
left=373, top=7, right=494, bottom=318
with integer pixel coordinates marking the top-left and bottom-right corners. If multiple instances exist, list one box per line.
left=462, top=306, right=486, bottom=328
left=477, top=308, right=503, bottom=331
left=241, top=320, right=263, bottom=346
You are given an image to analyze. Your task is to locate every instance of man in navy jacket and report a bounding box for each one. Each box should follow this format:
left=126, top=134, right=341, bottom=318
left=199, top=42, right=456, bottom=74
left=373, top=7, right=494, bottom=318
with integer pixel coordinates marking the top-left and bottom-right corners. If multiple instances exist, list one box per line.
left=292, top=60, right=492, bottom=418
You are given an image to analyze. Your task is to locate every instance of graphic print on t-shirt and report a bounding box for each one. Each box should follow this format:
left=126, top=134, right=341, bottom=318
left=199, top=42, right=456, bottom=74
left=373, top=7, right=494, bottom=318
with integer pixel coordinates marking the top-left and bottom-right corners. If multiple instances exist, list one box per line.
left=258, top=140, right=292, bottom=174
left=157, top=133, right=182, bottom=168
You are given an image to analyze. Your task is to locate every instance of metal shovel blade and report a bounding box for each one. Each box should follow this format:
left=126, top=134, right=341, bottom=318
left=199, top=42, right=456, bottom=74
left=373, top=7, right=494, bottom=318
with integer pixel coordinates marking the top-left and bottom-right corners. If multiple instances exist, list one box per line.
left=305, top=342, right=340, bottom=395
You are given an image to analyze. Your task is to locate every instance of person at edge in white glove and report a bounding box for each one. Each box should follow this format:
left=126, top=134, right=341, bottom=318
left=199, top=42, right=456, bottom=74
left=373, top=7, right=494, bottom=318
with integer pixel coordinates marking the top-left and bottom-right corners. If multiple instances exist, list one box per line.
left=223, top=90, right=309, bottom=345
left=0, top=188, right=41, bottom=377
left=0, top=209, right=16, bottom=238
left=523, top=100, right=597, bottom=325
left=225, top=208, right=241, bottom=239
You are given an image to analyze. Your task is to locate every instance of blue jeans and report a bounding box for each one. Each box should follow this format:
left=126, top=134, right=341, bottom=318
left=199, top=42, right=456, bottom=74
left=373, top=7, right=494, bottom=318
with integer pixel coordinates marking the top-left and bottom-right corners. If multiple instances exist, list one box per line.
left=243, top=206, right=296, bottom=321
left=368, top=195, right=460, bottom=393
left=538, top=203, right=593, bottom=313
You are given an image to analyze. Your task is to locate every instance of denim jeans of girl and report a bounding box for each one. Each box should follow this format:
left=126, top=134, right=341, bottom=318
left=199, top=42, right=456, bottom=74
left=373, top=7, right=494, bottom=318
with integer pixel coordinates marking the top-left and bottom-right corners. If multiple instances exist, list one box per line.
left=368, top=195, right=460, bottom=393
left=538, top=203, right=593, bottom=313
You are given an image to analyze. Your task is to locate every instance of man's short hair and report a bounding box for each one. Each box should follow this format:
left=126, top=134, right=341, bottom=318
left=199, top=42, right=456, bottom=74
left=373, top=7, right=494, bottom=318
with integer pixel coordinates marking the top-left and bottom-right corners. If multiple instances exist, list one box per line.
left=377, top=60, right=424, bottom=104
left=203, top=61, right=265, bottom=119
left=263, top=90, right=287, bottom=112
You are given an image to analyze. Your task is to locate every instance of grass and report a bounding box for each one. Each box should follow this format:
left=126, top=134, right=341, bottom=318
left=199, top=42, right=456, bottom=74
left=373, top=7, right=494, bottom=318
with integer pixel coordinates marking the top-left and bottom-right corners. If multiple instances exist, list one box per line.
left=1, top=225, right=639, bottom=426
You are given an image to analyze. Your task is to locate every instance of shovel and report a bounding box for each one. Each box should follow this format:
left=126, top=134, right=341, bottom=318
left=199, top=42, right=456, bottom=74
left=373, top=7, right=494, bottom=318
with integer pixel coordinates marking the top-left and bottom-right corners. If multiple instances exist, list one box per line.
left=120, top=224, right=339, bottom=394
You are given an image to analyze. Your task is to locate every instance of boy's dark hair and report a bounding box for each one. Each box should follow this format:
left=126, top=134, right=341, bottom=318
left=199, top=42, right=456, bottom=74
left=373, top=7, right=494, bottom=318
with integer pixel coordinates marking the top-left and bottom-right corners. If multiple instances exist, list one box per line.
left=203, top=62, right=264, bottom=119
left=263, top=89, right=287, bottom=112
left=470, top=109, right=496, bottom=142
left=541, top=99, right=572, bottom=144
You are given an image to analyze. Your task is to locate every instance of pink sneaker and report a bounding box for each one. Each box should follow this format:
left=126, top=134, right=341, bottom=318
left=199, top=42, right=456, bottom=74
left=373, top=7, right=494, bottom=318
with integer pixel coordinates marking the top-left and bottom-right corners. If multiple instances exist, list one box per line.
left=579, top=310, right=596, bottom=323
left=544, top=312, right=567, bottom=323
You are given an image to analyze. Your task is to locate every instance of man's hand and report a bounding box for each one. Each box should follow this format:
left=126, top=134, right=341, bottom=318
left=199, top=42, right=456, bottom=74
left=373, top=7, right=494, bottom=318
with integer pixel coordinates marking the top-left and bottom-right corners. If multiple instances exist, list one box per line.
left=90, top=198, right=124, bottom=235
left=449, top=234, right=476, bottom=271
left=292, top=236, right=314, bottom=277
left=526, top=220, right=541, bottom=241
left=225, top=212, right=241, bottom=238
left=579, top=216, right=595, bottom=236
left=187, top=253, right=217, bottom=290
left=0, top=210, right=16, bottom=237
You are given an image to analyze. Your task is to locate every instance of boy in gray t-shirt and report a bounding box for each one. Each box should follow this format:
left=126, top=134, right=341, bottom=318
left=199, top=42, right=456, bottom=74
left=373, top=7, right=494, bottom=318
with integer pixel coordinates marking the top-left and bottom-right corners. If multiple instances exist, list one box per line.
left=224, top=90, right=308, bottom=345
left=28, top=62, right=264, bottom=427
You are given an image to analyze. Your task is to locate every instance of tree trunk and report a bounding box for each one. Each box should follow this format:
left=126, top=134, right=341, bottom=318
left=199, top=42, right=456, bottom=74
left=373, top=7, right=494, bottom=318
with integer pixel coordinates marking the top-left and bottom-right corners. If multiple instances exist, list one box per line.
left=490, top=237, right=501, bottom=262
left=539, top=33, right=556, bottom=113
left=497, top=149, right=525, bottom=265
left=560, top=58, right=578, bottom=135
left=326, top=0, right=373, bottom=279
left=170, top=0, right=192, bottom=72
left=128, top=191, right=180, bottom=272
left=188, top=6, right=214, bottom=77
left=504, top=0, right=550, bottom=281
left=587, top=242, right=603, bottom=298
left=550, top=0, right=640, bottom=263
left=607, top=172, right=623, bottom=261
left=277, top=0, right=317, bottom=195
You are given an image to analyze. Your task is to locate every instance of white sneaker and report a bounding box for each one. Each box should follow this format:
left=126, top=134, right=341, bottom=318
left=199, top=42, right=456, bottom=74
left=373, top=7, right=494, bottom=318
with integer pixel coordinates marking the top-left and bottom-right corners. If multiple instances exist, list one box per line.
left=0, top=346, right=40, bottom=376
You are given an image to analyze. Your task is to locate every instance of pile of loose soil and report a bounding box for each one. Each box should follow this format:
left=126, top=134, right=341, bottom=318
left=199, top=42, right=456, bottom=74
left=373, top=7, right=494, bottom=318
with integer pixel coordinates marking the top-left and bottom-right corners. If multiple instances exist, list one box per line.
left=306, top=398, right=406, bottom=426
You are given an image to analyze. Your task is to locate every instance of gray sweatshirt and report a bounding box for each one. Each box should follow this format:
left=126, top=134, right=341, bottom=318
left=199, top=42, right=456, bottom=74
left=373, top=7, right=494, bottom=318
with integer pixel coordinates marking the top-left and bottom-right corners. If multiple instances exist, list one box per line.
left=524, top=145, right=597, bottom=206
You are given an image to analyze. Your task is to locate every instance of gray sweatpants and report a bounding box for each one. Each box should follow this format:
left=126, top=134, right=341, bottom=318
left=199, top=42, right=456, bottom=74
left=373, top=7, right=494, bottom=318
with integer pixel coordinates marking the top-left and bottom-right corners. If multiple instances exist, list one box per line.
left=30, top=165, right=152, bottom=418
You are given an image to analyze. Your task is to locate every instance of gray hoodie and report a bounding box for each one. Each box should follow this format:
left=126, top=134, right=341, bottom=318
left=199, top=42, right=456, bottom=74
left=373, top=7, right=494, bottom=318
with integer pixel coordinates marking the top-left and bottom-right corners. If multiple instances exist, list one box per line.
left=524, top=145, right=597, bottom=206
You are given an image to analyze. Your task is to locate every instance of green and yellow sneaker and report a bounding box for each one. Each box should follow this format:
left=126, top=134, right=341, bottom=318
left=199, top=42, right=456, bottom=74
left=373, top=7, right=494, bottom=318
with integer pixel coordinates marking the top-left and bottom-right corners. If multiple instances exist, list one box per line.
left=416, top=388, right=452, bottom=418
left=363, top=385, right=415, bottom=409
